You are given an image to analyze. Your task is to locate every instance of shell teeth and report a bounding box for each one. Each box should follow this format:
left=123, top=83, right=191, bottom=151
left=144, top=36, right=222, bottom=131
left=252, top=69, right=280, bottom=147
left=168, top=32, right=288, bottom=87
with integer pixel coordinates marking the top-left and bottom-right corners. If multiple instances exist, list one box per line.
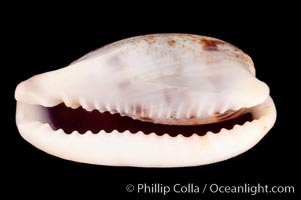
left=94, top=100, right=107, bottom=113
left=148, top=103, right=154, bottom=118
left=61, top=94, right=70, bottom=106
left=185, top=105, right=193, bottom=119
left=79, top=97, right=93, bottom=111
left=140, top=104, right=145, bottom=118
left=85, top=107, right=93, bottom=112
left=175, top=103, right=184, bottom=119
left=105, top=102, right=118, bottom=114
left=38, top=122, right=52, bottom=131
left=196, top=104, right=203, bottom=118
left=207, top=105, right=215, bottom=116
left=71, top=104, right=81, bottom=109
left=132, top=104, right=136, bottom=116
left=166, top=105, right=173, bottom=118
left=156, top=103, right=164, bottom=119
left=105, top=102, right=112, bottom=112
left=219, top=104, right=229, bottom=114
left=55, top=128, right=65, bottom=134
left=93, top=100, right=101, bottom=111
left=115, top=103, right=121, bottom=114
left=124, top=104, right=129, bottom=115
left=61, top=94, right=80, bottom=109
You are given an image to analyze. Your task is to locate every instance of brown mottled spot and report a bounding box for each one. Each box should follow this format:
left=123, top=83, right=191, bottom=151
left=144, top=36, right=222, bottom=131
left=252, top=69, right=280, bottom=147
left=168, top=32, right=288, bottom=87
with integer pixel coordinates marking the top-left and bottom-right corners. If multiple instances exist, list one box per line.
left=178, top=34, right=185, bottom=38
left=146, top=35, right=156, bottom=44
left=189, top=114, right=196, bottom=119
left=148, top=35, right=155, bottom=40
left=200, top=38, right=223, bottom=51
left=167, top=39, right=176, bottom=47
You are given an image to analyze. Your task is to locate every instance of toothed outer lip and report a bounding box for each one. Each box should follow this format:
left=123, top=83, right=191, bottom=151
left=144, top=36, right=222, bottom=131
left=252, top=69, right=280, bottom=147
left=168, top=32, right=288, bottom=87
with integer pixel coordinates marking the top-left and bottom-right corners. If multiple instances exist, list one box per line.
left=15, top=97, right=276, bottom=167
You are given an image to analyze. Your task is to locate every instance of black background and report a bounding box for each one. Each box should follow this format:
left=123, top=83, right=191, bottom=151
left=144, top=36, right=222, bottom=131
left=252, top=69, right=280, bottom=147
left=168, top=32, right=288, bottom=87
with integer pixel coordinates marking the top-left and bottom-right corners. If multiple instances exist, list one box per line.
left=4, top=6, right=299, bottom=199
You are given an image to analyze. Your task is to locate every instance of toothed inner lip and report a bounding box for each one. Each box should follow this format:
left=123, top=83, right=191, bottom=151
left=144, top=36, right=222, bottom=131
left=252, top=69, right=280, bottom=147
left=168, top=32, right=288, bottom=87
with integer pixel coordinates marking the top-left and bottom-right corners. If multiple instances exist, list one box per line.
left=23, top=102, right=254, bottom=137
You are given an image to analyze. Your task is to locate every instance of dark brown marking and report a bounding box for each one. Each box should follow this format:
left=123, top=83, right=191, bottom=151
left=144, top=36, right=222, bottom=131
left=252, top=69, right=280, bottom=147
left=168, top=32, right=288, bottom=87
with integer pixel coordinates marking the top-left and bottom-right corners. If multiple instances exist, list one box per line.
left=189, top=114, right=196, bottom=119
left=148, top=35, right=155, bottom=40
left=47, top=103, right=253, bottom=137
left=167, top=39, right=176, bottom=47
left=146, top=35, right=156, bottom=44
left=200, top=38, right=224, bottom=51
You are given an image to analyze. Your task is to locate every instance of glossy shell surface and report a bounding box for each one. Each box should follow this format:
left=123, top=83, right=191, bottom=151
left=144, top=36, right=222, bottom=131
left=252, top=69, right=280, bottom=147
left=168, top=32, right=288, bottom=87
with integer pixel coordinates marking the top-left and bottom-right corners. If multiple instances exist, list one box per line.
left=15, top=34, right=276, bottom=167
